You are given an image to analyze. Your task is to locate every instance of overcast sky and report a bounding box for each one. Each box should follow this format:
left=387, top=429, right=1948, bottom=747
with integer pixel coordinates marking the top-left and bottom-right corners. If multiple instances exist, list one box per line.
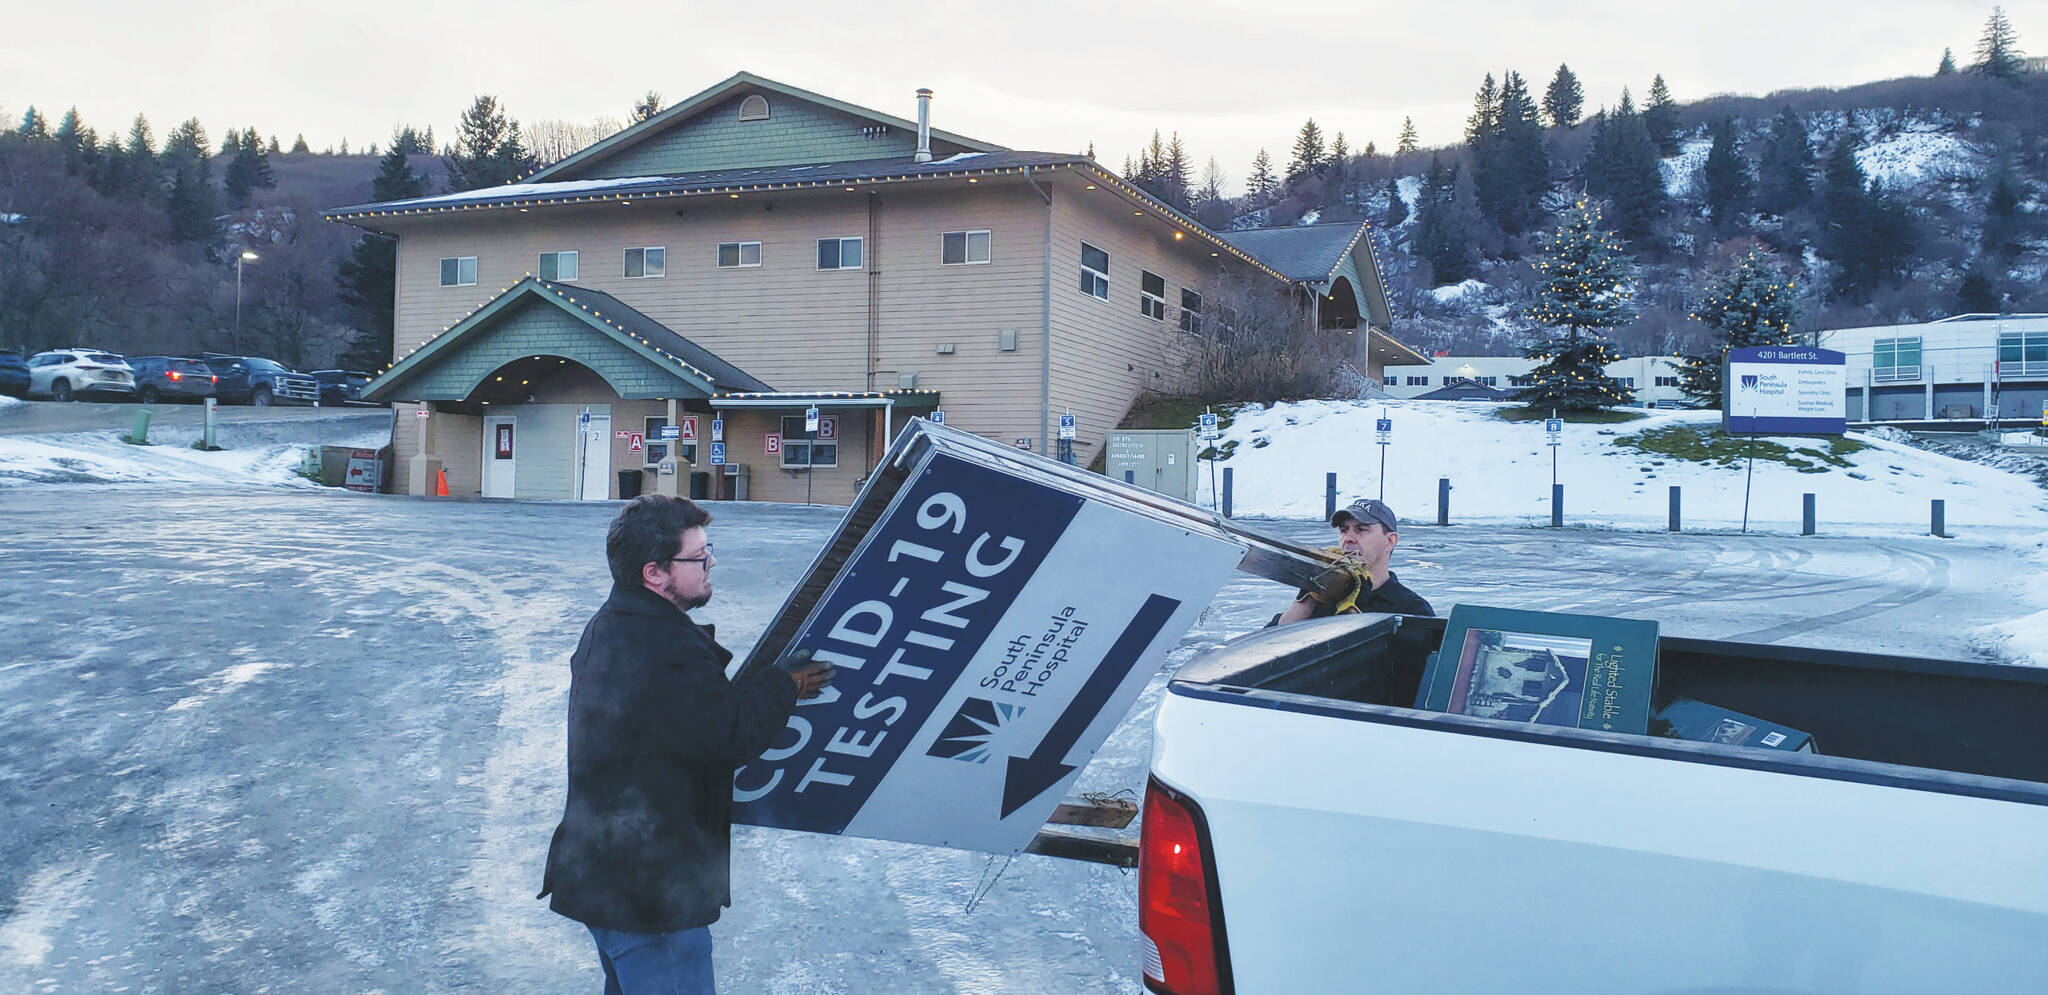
left=0, top=1, right=2013, bottom=195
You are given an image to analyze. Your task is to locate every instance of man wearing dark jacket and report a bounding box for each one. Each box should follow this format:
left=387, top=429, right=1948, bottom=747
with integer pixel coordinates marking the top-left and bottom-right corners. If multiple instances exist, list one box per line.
left=541, top=495, right=833, bottom=994
left=1274, top=497, right=1434, bottom=624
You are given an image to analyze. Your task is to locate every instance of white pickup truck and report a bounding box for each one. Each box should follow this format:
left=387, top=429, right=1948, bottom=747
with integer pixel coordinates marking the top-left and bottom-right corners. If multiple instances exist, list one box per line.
left=1138, top=612, right=2048, bottom=994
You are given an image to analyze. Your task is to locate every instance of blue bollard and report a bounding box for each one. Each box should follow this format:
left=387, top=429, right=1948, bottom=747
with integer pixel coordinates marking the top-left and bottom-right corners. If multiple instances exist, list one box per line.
left=1437, top=477, right=1451, bottom=526
left=1931, top=499, right=1946, bottom=538
left=1222, top=467, right=1234, bottom=519
left=1669, top=486, right=1681, bottom=532
left=1802, top=493, right=1816, bottom=536
left=1325, top=472, right=1337, bottom=521
left=1551, top=483, right=1564, bottom=528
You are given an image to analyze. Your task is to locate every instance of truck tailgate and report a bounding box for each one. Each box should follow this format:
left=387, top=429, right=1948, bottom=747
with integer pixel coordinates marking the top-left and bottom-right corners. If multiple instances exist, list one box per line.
left=1153, top=685, right=2048, bottom=993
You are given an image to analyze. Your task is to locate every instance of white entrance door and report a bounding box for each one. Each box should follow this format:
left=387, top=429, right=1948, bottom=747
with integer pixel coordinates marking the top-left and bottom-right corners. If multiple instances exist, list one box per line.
left=482, top=416, right=516, bottom=498
left=578, top=413, right=612, bottom=500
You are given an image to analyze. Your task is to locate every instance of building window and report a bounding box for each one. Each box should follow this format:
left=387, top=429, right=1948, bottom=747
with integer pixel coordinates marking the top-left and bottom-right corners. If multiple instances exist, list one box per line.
left=942, top=229, right=991, bottom=265
left=1140, top=271, right=1167, bottom=321
left=439, top=256, right=477, bottom=287
left=2000, top=330, right=2048, bottom=371
left=1873, top=336, right=1921, bottom=380
left=625, top=246, right=665, bottom=279
left=644, top=416, right=696, bottom=468
left=738, top=95, right=770, bottom=121
left=718, top=241, right=762, bottom=268
left=1655, top=375, right=1680, bottom=387
left=1480, top=376, right=1498, bottom=386
left=1179, top=289, right=1203, bottom=333
left=1079, top=242, right=1109, bottom=300
left=779, top=415, right=837, bottom=468
left=1406, top=376, right=1429, bottom=386
left=817, top=237, right=863, bottom=270
left=1508, top=375, right=1532, bottom=387
left=539, top=251, right=578, bottom=282
left=1620, top=377, right=1636, bottom=388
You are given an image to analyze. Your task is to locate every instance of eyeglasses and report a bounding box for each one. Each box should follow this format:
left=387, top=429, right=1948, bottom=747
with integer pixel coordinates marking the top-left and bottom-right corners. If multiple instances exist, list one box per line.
left=663, top=542, right=714, bottom=568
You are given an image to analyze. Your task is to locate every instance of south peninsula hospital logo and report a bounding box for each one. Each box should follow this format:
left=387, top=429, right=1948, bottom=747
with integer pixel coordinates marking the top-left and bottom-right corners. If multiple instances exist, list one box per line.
left=927, top=697, right=1024, bottom=764
left=1740, top=374, right=1760, bottom=391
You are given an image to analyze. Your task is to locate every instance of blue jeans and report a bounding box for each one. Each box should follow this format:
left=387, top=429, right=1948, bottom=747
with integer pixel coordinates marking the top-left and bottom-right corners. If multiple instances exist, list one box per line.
left=587, top=925, right=715, bottom=995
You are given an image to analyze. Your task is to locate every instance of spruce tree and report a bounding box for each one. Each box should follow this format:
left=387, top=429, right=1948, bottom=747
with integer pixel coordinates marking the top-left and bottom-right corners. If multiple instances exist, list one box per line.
left=1970, top=6, right=2026, bottom=80
left=1328, top=131, right=1349, bottom=190
left=1517, top=199, right=1637, bottom=411
left=1699, top=116, right=1751, bottom=228
left=1395, top=117, right=1419, bottom=154
left=1463, top=73, right=1499, bottom=146
left=1583, top=90, right=1666, bottom=244
left=18, top=106, right=47, bottom=138
left=1247, top=148, right=1277, bottom=208
left=1955, top=269, right=1999, bottom=314
left=1937, top=47, right=1957, bottom=75
left=1981, top=170, right=2024, bottom=262
left=221, top=128, right=242, bottom=156
left=267, top=135, right=281, bottom=154
left=223, top=126, right=275, bottom=207
left=1383, top=176, right=1408, bottom=227
left=1164, top=132, right=1192, bottom=208
left=1414, top=159, right=1484, bottom=285
left=1493, top=70, right=1550, bottom=235
left=52, top=108, right=87, bottom=170
left=1755, top=108, right=1812, bottom=215
left=161, top=118, right=217, bottom=244
left=338, top=141, right=429, bottom=371
left=445, top=95, right=528, bottom=191
left=1678, top=247, right=1797, bottom=407
left=1642, top=75, right=1681, bottom=156
left=1543, top=64, right=1583, bottom=128
left=1287, top=118, right=1326, bottom=184
left=290, top=133, right=310, bottom=154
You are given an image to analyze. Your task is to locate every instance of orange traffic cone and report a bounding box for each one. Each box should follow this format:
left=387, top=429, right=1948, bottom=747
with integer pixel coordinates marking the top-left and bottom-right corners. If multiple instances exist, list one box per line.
left=435, top=468, right=450, bottom=497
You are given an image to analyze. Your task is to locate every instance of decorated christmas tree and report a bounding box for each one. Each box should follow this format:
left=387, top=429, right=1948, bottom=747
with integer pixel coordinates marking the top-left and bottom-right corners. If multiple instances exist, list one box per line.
left=1516, top=199, right=1637, bottom=411
left=1678, top=247, right=1799, bottom=408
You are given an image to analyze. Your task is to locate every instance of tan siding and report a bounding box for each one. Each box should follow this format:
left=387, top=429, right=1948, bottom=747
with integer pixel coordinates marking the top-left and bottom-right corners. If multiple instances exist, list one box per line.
left=1045, top=184, right=1240, bottom=461
left=569, top=93, right=941, bottom=179
left=377, top=172, right=1281, bottom=498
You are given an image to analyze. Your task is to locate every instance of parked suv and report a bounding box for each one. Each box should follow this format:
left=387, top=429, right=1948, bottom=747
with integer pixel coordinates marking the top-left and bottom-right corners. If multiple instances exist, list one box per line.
left=198, top=354, right=320, bottom=406
left=128, top=356, right=221, bottom=404
left=0, top=349, right=28, bottom=397
left=309, top=369, right=374, bottom=405
left=27, top=349, right=136, bottom=401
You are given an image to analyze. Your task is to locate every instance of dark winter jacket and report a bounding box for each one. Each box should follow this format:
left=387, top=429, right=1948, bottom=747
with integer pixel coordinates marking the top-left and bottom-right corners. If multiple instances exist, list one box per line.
left=1268, top=569, right=1436, bottom=627
left=539, top=583, right=798, bottom=933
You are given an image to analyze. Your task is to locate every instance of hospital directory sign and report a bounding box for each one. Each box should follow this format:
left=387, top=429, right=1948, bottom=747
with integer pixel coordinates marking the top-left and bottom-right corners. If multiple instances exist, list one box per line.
left=1723, top=346, right=1847, bottom=435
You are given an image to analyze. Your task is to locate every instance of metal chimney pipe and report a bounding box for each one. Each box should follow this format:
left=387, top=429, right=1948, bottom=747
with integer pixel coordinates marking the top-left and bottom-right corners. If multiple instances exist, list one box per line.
left=915, top=88, right=933, bottom=163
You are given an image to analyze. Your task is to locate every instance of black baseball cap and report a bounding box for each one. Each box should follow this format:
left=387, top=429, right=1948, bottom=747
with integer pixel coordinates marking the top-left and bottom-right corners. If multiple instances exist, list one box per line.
left=1331, top=498, right=1398, bottom=531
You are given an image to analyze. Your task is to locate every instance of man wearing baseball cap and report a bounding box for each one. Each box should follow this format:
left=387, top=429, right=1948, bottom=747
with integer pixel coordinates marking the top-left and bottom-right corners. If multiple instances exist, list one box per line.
left=1275, top=497, right=1434, bottom=625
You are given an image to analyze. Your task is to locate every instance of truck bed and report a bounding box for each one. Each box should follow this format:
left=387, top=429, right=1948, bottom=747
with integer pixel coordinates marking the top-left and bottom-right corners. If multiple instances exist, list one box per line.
left=1149, top=615, right=2048, bottom=992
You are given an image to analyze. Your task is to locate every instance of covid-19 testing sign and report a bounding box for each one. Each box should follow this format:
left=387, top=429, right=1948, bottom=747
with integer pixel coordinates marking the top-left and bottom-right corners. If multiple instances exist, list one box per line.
left=727, top=422, right=1259, bottom=855
left=1724, top=346, right=1847, bottom=435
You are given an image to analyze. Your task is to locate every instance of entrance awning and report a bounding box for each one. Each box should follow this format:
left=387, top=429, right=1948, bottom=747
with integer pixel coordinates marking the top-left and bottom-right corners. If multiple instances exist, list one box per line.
left=363, top=277, right=771, bottom=403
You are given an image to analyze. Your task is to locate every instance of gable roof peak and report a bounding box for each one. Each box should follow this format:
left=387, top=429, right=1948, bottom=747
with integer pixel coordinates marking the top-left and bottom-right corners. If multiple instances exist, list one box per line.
left=527, top=71, right=1003, bottom=184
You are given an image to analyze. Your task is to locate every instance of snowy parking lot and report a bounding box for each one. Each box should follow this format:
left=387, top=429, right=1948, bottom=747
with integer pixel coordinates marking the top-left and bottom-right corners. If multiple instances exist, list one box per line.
left=3, top=486, right=2042, bottom=992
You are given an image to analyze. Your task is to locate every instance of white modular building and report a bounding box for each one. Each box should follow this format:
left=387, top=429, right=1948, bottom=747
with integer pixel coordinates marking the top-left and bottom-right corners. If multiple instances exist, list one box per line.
left=1381, top=355, right=1688, bottom=405
left=1817, top=314, right=2048, bottom=423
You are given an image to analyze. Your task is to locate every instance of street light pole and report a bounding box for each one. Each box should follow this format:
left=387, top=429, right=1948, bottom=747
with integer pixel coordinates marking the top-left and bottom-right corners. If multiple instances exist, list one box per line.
left=235, top=250, right=259, bottom=351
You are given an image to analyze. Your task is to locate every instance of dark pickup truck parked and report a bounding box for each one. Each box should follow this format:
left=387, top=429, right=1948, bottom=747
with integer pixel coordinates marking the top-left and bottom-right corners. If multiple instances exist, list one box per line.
left=309, top=369, right=375, bottom=406
left=128, top=356, right=220, bottom=404
left=198, top=354, right=320, bottom=406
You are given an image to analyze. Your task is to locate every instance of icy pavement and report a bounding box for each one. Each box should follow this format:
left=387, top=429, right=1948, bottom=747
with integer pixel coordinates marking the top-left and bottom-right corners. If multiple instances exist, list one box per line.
left=0, top=410, right=391, bottom=487
left=1, top=489, right=2043, bottom=992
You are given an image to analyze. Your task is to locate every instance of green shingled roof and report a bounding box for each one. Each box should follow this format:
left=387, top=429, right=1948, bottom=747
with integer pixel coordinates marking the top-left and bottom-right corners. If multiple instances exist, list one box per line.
left=1217, top=222, right=1370, bottom=283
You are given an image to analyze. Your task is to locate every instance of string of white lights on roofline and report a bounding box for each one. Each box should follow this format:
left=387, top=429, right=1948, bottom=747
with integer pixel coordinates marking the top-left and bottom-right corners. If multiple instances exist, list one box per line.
left=332, top=162, right=1312, bottom=285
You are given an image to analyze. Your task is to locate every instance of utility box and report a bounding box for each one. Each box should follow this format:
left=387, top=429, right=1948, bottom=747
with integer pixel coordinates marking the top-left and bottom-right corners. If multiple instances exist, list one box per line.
left=723, top=462, right=749, bottom=501
left=1105, top=429, right=1198, bottom=500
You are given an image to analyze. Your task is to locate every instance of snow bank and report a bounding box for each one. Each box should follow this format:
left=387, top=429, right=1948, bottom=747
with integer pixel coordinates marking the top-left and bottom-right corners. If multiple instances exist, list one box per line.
left=1197, top=399, right=2048, bottom=534
left=0, top=414, right=390, bottom=488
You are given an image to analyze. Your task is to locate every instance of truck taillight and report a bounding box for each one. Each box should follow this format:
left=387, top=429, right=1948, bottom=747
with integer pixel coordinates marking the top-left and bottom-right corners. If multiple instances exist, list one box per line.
left=167, top=371, right=181, bottom=380
left=1139, top=777, right=1231, bottom=995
